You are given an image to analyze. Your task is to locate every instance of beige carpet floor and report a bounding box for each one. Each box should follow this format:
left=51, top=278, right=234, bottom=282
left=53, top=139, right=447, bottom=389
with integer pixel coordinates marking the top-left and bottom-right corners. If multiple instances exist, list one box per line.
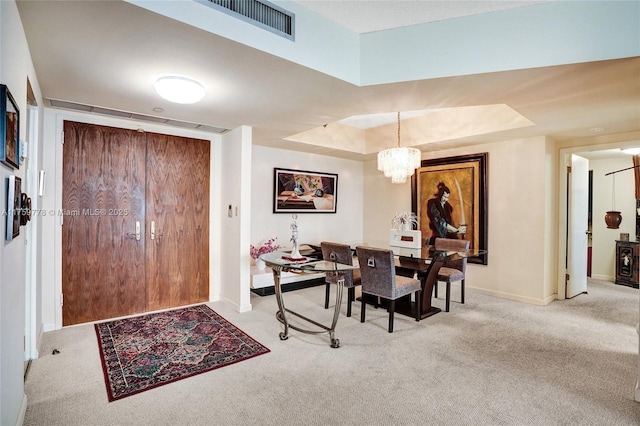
left=23, top=279, right=640, bottom=425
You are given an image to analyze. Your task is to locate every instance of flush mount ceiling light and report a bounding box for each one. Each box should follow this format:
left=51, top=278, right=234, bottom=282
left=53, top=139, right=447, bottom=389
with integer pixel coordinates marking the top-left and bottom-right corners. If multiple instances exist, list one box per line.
left=153, top=76, right=205, bottom=104
left=377, top=112, right=421, bottom=184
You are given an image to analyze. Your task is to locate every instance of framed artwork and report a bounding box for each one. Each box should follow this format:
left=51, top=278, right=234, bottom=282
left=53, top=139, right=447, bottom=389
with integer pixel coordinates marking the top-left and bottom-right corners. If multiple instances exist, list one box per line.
left=411, top=153, right=488, bottom=265
left=0, top=85, right=20, bottom=169
left=273, top=168, right=338, bottom=213
left=6, top=175, right=21, bottom=241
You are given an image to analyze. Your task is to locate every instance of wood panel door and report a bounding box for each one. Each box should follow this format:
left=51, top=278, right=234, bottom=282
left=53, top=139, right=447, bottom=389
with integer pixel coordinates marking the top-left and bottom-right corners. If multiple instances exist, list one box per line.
left=145, top=133, right=210, bottom=311
left=62, top=122, right=210, bottom=325
left=62, top=121, right=147, bottom=325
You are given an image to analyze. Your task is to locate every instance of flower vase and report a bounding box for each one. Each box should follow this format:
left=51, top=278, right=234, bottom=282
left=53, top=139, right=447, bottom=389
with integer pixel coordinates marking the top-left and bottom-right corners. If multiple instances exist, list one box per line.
left=255, top=258, right=266, bottom=269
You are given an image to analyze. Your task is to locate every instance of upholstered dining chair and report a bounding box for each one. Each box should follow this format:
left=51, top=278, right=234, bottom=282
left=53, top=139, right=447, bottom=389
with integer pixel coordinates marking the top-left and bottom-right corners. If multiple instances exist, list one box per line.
left=321, top=241, right=361, bottom=317
left=433, top=238, right=470, bottom=312
left=355, top=246, right=422, bottom=333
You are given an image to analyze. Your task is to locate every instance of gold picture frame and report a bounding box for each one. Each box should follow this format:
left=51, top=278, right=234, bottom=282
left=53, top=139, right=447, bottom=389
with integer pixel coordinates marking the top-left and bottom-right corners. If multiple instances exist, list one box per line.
left=411, top=153, right=488, bottom=264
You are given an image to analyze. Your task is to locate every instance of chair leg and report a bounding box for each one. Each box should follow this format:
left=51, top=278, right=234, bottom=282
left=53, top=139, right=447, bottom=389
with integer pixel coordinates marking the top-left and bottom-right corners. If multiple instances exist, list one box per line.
left=388, top=299, right=395, bottom=333
left=346, top=287, right=354, bottom=317
left=415, top=290, right=421, bottom=322
left=324, top=282, right=330, bottom=309
left=445, top=281, right=451, bottom=312
left=434, top=281, right=439, bottom=298
left=461, top=279, right=465, bottom=304
left=360, top=296, right=366, bottom=323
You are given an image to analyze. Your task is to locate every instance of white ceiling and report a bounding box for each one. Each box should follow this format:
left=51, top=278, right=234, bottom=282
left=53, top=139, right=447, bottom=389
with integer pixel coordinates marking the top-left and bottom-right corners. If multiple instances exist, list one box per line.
left=298, top=0, right=547, bottom=33
left=14, top=0, right=640, bottom=160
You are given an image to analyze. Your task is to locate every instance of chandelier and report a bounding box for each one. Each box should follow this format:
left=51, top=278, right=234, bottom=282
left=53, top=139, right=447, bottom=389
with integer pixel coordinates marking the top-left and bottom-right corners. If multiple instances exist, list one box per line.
left=377, top=112, right=421, bottom=184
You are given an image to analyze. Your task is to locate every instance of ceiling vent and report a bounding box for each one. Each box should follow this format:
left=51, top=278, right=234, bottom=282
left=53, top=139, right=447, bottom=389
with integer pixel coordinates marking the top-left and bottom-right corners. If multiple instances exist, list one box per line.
left=197, top=0, right=294, bottom=40
left=46, top=98, right=229, bottom=134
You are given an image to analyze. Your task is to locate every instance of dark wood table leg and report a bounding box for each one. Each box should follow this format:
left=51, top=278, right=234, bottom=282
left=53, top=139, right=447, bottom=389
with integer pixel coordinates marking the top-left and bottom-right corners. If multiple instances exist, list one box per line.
left=394, top=255, right=446, bottom=319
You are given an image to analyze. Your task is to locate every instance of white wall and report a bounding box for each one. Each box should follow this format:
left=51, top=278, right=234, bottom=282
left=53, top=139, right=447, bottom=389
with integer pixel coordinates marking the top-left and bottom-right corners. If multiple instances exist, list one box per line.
left=250, top=145, right=364, bottom=254
left=364, top=136, right=555, bottom=305
left=590, top=156, right=637, bottom=280
left=219, top=126, right=252, bottom=312
left=0, top=1, right=42, bottom=424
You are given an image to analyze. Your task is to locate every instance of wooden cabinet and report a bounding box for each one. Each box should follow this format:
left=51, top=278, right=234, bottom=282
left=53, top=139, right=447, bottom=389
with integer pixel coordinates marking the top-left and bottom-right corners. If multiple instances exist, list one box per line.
left=615, top=240, right=640, bottom=288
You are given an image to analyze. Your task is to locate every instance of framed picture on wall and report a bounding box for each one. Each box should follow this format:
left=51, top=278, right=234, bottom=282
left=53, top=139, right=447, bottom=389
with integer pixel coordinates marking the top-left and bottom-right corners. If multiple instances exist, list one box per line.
left=411, top=153, right=488, bottom=265
left=273, top=168, right=338, bottom=213
left=6, top=175, right=21, bottom=241
left=0, top=85, right=20, bottom=169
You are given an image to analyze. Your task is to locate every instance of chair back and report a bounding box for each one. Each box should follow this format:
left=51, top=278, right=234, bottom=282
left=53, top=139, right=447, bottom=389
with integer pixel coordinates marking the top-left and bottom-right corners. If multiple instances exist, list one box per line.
left=321, top=242, right=355, bottom=287
left=434, top=238, right=470, bottom=273
left=355, top=246, right=398, bottom=299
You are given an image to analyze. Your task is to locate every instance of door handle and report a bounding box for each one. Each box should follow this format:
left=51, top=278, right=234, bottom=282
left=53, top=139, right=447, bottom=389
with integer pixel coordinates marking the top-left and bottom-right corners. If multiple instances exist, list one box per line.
left=150, top=221, right=163, bottom=240
left=127, top=221, right=141, bottom=241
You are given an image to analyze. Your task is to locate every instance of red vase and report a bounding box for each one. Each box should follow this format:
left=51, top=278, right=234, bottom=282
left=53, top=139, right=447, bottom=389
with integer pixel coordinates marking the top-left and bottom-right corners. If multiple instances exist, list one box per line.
left=605, top=211, right=622, bottom=229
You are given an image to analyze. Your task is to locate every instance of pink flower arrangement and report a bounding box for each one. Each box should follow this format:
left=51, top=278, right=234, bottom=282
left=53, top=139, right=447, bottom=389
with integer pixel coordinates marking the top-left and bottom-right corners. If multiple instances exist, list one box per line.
left=250, top=237, right=280, bottom=260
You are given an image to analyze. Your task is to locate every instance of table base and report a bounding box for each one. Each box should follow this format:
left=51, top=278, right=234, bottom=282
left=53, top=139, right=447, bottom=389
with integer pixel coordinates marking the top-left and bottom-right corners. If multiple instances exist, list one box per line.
left=272, top=266, right=344, bottom=348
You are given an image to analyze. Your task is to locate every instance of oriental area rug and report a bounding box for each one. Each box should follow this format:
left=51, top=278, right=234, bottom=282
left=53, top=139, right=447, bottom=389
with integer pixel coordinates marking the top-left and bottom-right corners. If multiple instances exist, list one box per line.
left=95, top=304, right=270, bottom=401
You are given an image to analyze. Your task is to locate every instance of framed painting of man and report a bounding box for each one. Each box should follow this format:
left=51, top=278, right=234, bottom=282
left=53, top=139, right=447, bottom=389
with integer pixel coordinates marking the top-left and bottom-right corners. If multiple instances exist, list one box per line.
left=411, top=153, right=488, bottom=265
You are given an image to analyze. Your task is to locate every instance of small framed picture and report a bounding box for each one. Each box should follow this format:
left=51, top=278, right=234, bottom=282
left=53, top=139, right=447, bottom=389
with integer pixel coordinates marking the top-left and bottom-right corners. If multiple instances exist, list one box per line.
left=6, top=175, right=21, bottom=241
left=273, top=168, right=338, bottom=213
left=0, top=85, right=20, bottom=169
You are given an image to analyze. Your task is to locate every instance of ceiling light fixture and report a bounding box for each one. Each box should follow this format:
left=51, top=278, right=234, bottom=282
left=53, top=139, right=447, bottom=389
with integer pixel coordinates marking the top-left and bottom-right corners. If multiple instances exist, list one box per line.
left=153, top=76, right=205, bottom=104
left=377, top=112, right=421, bottom=184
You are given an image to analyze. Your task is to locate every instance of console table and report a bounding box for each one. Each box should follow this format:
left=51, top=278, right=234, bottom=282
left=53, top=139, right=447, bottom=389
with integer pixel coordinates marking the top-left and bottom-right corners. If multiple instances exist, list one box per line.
left=261, top=251, right=357, bottom=348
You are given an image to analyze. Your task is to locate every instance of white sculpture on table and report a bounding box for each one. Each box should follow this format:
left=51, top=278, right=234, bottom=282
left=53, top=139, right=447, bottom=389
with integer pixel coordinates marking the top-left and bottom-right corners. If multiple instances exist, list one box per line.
left=290, top=214, right=302, bottom=259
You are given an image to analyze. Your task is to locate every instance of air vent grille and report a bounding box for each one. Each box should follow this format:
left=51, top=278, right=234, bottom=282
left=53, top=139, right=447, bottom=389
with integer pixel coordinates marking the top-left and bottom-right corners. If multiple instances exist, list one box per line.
left=46, top=98, right=229, bottom=134
left=199, top=0, right=294, bottom=40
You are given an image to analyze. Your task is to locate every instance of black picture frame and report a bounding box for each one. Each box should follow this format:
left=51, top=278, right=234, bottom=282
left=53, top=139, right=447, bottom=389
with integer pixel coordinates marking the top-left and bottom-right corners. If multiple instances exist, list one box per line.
left=411, top=153, right=488, bottom=265
left=273, top=168, right=338, bottom=213
left=0, top=85, right=20, bottom=169
left=6, top=175, right=21, bottom=241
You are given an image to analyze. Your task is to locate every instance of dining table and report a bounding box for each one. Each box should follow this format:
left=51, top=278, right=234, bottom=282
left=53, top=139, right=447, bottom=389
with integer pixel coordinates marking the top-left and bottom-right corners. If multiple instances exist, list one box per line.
left=354, top=241, right=487, bottom=319
left=261, top=243, right=487, bottom=347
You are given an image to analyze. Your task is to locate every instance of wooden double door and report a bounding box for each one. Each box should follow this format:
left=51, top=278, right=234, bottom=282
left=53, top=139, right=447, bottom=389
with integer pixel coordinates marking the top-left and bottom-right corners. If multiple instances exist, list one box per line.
left=62, top=121, right=210, bottom=325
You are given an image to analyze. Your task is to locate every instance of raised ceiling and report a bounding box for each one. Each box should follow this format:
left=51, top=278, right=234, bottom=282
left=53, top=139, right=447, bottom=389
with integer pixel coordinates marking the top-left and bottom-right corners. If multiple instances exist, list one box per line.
left=15, top=0, right=640, bottom=160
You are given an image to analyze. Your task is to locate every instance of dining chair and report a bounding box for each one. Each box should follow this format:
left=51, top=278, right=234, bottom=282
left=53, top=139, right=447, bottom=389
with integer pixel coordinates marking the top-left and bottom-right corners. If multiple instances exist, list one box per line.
left=321, top=242, right=361, bottom=317
left=355, top=246, right=422, bottom=333
left=433, top=238, right=470, bottom=312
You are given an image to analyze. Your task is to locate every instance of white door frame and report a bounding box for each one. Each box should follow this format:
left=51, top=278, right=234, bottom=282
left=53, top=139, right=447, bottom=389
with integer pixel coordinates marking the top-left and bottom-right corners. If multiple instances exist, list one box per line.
left=25, top=104, right=39, bottom=360
left=557, top=141, right=633, bottom=298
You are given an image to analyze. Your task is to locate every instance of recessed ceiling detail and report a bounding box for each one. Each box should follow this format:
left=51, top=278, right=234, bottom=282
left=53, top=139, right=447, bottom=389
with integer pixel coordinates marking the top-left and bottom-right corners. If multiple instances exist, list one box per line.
left=46, top=98, right=229, bottom=134
left=286, top=105, right=535, bottom=155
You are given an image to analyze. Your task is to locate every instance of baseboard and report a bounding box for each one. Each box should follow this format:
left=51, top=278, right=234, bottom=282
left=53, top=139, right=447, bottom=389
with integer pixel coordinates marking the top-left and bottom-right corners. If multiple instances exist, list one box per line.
left=469, top=286, right=548, bottom=306
left=250, top=278, right=325, bottom=296
left=15, top=393, right=27, bottom=426
left=591, top=273, right=614, bottom=281
left=43, top=322, right=56, bottom=332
